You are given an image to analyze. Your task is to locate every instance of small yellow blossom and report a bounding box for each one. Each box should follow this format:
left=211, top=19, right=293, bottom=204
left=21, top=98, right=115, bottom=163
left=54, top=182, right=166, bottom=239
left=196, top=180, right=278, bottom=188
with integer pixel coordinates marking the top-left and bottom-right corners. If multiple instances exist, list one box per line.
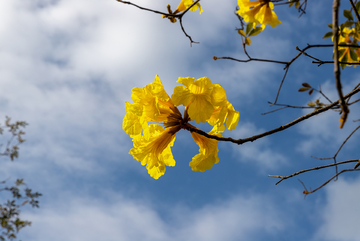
left=174, top=0, right=203, bottom=14
left=123, top=75, right=239, bottom=179
left=163, top=0, right=202, bottom=23
left=237, top=0, right=282, bottom=29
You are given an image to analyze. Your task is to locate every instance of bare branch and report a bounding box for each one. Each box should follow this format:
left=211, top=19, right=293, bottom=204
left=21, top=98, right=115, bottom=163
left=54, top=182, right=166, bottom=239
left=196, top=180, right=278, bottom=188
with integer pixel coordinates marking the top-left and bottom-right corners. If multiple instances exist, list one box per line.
left=305, top=168, right=360, bottom=194
left=116, top=0, right=201, bottom=44
left=269, top=159, right=359, bottom=185
left=350, top=0, right=360, bottom=22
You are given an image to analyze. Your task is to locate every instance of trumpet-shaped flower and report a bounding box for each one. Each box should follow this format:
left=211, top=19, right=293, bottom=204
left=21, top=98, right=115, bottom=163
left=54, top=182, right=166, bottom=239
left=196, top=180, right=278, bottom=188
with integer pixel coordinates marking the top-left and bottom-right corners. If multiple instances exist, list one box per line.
left=123, top=75, right=239, bottom=179
left=207, top=100, right=240, bottom=133
left=130, top=125, right=178, bottom=179
left=189, top=129, right=221, bottom=172
left=174, top=0, right=203, bottom=14
left=237, top=0, right=281, bottom=29
left=171, top=77, right=227, bottom=124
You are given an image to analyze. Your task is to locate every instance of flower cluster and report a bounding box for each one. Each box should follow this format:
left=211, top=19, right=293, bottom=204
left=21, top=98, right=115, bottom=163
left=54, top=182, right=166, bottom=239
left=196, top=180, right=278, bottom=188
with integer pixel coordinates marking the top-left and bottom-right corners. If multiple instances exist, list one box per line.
left=236, top=0, right=282, bottom=44
left=123, top=75, right=239, bottom=179
left=237, top=0, right=282, bottom=29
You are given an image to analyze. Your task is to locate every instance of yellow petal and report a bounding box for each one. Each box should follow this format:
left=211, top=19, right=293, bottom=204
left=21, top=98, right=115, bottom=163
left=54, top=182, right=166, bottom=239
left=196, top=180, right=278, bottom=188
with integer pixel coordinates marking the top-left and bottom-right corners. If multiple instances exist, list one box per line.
left=189, top=131, right=220, bottom=172
left=184, top=0, right=203, bottom=14
left=259, top=2, right=282, bottom=28
left=211, top=84, right=227, bottom=106
left=187, top=96, right=214, bottom=123
left=146, top=75, right=170, bottom=102
left=177, top=77, right=195, bottom=88
left=174, top=0, right=203, bottom=14
left=123, top=112, right=142, bottom=136
left=129, top=125, right=178, bottom=179
left=225, top=102, right=240, bottom=130
left=125, top=101, right=142, bottom=116
left=226, top=111, right=240, bottom=130
left=171, top=85, right=192, bottom=107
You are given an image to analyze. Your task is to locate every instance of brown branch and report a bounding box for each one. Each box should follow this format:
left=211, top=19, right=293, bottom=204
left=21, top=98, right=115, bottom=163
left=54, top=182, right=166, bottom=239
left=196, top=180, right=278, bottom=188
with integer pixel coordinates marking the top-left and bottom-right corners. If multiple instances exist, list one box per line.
left=116, top=0, right=200, bottom=44
left=261, top=102, right=339, bottom=115
left=312, top=125, right=360, bottom=161
left=215, top=44, right=351, bottom=106
left=268, top=159, right=360, bottom=185
left=183, top=87, right=360, bottom=144
left=333, top=0, right=350, bottom=129
left=116, top=0, right=171, bottom=15
left=213, top=56, right=288, bottom=65
left=312, top=60, right=360, bottom=65
left=304, top=168, right=360, bottom=194
left=350, top=0, right=360, bottom=22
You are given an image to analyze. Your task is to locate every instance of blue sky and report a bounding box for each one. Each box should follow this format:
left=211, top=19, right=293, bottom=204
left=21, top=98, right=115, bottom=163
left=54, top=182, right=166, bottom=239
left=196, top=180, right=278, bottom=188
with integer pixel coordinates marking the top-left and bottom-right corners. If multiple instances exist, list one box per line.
left=1, top=0, right=360, bottom=240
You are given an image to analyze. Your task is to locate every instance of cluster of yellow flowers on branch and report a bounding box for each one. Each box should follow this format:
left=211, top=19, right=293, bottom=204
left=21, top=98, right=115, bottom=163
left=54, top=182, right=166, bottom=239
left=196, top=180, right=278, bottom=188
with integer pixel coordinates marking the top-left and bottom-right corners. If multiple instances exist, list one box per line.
left=123, top=75, right=239, bottom=179
left=323, top=4, right=360, bottom=69
left=237, top=0, right=283, bottom=45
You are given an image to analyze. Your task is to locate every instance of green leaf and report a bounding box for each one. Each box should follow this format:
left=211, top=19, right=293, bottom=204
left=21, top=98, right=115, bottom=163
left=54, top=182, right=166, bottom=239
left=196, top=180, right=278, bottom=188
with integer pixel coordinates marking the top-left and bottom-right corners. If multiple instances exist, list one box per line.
left=338, top=48, right=346, bottom=59
left=295, top=0, right=300, bottom=8
left=323, top=31, right=333, bottom=39
left=248, top=27, right=262, bottom=37
left=308, top=89, right=314, bottom=95
left=289, top=2, right=294, bottom=7
left=328, top=23, right=333, bottom=29
left=342, top=21, right=354, bottom=28
left=344, top=10, right=354, bottom=21
left=246, top=23, right=253, bottom=35
left=356, top=1, right=360, bottom=13
left=244, top=37, right=251, bottom=46
left=350, top=49, right=358, bottom=61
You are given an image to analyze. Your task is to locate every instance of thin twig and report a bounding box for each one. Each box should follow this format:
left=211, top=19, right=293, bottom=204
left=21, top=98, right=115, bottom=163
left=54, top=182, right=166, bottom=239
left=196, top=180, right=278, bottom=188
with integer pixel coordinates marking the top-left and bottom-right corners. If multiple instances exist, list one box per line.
left=268, top=159, right=359, bottom=184
left=305, top=168, right=360, bottom=194
left=350, top=0, right=360, bottom=22
left=116, top=0, right=200, bottom=44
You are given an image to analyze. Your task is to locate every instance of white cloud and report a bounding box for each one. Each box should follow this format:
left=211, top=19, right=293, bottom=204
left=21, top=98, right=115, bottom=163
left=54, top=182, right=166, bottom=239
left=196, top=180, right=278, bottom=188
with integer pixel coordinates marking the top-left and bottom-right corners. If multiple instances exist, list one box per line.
left=20, top=192, right=285, bottom=241
left=230, top=122, right=288, bottom=171
left=296, top=79, right=360, bottom=155
left=313, top=177, right=360, bottom=241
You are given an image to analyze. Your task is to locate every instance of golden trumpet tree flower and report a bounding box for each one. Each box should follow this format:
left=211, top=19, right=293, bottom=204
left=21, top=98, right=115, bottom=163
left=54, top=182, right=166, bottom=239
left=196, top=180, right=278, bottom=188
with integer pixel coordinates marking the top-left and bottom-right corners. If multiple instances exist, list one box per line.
left=237, top=0, right=282, bottom=29
left=123, top=75, right=239, bottom=179
left=163, top=0, right=202, bottom=23
left=174, top=0, right=203, bottom=14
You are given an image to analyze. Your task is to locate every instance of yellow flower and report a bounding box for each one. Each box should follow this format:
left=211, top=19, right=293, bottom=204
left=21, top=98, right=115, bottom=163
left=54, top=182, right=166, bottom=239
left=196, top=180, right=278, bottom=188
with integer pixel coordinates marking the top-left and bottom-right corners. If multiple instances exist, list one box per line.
left=237, top=0, right=282, bottom=28
left=189, top=129, right=221, bottom=172
left=123, top=75, right=183, bottom=178
left=171, top=77, right=227, bottom=124
left=333, top=27, right=360, bottom=67
left=174, top=0, right=203, bottom=14
left=130, top=125, right=178, bottom=179
left=124, top=75, right=239, bottom=179
left=207, top=100, right=240, bottom=133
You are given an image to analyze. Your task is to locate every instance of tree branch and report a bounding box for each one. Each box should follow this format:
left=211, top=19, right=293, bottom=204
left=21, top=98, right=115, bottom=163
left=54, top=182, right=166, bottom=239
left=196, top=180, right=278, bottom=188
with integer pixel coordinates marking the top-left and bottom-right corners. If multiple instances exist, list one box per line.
left=183, top=86, right=360, bottom=144
left=268, top=159, right=360, bottom=184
